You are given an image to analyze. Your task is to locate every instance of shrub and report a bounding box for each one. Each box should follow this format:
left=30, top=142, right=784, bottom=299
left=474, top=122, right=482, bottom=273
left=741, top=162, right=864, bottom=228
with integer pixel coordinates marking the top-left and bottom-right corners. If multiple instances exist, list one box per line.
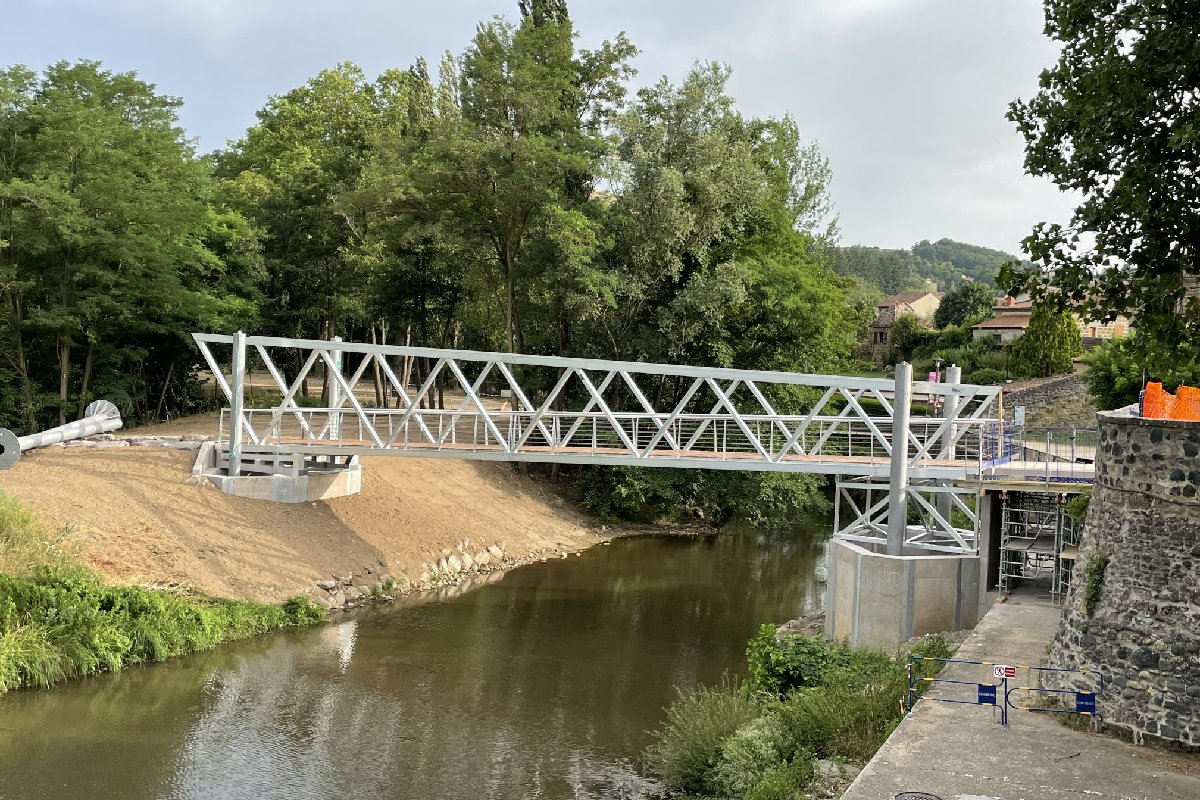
left=644, top=679, right=761, bottom=795
left=746, top=624, right=851, bottom=698
left=1083, top=552, right=1109, bottom=616
left=968, top=368, right=1006, bottom=385
left=1065, top=492, right=1091, bottom=525
left=0, top=567, right=325, bottom=693
left=716, top=715, right=794, bottom=798
left=776, top=663, right=908, bottom=761
left=744, top=757, right=815, bottom=800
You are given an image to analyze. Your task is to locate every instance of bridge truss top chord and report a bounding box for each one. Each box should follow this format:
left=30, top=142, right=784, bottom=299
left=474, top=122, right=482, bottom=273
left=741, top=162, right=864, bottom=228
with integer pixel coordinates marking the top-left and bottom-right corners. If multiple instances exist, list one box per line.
left=193, top=332, right=1003, bottom=555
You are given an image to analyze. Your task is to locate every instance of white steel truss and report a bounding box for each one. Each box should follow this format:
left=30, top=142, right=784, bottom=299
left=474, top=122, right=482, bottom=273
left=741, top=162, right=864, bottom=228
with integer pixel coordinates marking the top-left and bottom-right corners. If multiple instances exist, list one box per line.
left=193, top=332, right=1000, bottom=552
left=833, top=476, right=980, bottom=554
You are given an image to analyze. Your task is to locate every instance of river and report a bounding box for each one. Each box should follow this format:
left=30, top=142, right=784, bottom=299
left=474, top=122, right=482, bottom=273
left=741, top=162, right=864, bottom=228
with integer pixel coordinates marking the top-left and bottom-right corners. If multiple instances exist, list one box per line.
left=0, top=520, right=828, bottom=800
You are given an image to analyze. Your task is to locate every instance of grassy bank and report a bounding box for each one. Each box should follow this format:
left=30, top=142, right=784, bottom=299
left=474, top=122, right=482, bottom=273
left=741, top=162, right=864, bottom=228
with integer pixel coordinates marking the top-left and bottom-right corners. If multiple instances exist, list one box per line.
left=0, top=491, right=324, bottom=693
left=644, top=624, right=952, bottom=799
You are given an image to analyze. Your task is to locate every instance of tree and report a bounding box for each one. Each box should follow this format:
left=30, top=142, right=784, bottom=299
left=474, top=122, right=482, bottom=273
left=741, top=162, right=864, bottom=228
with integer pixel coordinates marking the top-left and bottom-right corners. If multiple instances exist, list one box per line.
left=217, top=63, right=385, bottom=342
left=1005, top=1, right=1200, bottom=357
left=404, top=10, right=635, bottom=352
left=1009, top=304, right=1082, bottom=379
left=0, top=61, right=244, bottom=428
left=1083, top=335, right=1200, bottom=410
left=934, top=280, right=995, bottom=329
left=888, top=313, right=927, bottom=362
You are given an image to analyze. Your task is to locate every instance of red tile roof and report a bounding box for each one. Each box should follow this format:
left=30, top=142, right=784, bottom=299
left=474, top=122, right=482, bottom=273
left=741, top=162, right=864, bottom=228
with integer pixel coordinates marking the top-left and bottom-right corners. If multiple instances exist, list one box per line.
left=877, top=291, right=936, bottom=308
left=973, top=313, right=1032, bottom=330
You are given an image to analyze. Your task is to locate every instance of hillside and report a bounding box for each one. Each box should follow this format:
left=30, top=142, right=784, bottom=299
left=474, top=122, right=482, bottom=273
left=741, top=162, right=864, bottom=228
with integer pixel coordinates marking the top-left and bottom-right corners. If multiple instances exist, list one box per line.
left=831, top=237, right=1028, bottom=293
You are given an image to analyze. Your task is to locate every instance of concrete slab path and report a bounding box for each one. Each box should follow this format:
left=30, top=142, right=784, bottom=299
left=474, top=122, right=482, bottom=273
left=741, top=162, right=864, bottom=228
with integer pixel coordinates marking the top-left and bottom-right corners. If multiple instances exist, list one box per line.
left=842, top=597, right=1200, bottom=800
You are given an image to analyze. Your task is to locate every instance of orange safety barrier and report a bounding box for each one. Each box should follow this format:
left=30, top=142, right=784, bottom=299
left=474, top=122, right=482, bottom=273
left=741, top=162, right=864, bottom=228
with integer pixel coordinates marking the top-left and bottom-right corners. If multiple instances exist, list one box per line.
left=1171, top=385, right=1200, bottom=421
left=1144, top=382, right=1171, bottom=418
left=1143, top=382, right=1200, bottom=421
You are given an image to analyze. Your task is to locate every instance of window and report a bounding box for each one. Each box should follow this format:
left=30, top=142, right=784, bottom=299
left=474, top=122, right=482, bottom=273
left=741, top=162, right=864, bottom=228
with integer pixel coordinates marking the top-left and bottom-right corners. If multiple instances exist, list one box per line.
left=992, top=334, right=1002, bottom=345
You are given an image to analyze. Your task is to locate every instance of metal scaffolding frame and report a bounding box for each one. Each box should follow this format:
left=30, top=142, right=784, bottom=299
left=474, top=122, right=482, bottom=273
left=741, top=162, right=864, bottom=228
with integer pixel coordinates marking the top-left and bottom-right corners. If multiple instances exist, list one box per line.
left=998, top=491, right=1080, bottom=599
left=193, top=332, right=1001, bottom=553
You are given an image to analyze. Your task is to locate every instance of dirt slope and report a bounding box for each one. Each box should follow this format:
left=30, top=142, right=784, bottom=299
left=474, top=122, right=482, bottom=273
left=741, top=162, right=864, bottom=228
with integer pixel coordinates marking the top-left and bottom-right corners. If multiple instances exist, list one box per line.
left=0, top=447, right=605, bottom=603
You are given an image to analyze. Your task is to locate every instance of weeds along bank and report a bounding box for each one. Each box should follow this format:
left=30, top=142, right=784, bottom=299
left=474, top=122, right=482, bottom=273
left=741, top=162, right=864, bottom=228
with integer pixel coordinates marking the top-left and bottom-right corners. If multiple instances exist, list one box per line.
left=0, top=492, right=323, bottom=693
left=644, top=625, right=953, bottom=800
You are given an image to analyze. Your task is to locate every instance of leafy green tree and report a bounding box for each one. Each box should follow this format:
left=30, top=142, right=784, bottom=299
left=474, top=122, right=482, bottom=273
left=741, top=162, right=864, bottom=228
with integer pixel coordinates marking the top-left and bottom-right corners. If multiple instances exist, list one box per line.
left=888, top=313, right=928, bottom=361
left=1010, top=304, right=1082, bottom=378
left=934, top=280, right=995, bottom=329
left=217, top=63, right=385, bottom=342
left=1083, top=336, right=1200, bottom=410
left=912, top=238, right=1020, bottom=286
left=404, top=10, right=635, bottom=352
left=0, top=61, right=246, bottom=428
left=1005, top=1, right=1200, bottom=357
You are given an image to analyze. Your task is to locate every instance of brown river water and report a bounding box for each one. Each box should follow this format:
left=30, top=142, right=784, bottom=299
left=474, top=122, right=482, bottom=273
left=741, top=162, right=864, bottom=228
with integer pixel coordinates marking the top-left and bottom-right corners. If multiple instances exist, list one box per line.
left=0, top=521, right=828, bottom=800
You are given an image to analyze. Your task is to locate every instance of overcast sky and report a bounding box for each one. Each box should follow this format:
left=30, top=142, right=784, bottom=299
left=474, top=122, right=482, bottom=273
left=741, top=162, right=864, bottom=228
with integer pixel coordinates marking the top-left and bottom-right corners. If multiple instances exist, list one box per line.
left=7, top=0, right=1075, bottom=254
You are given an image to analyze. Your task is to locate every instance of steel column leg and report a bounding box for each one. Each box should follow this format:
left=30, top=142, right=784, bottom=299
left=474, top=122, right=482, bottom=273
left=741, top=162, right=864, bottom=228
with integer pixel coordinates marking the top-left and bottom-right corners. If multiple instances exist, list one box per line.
left=888, top=362, right=913, bottom=555
left=229, top=331, right=246, bottom=477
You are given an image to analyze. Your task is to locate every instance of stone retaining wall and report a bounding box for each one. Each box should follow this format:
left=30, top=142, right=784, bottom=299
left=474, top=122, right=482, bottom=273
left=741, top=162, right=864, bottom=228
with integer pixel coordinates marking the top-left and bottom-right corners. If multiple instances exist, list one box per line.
left=1002, top=373, right=1097, bottom=429
left=1048, top=412, right=1200, bottom=744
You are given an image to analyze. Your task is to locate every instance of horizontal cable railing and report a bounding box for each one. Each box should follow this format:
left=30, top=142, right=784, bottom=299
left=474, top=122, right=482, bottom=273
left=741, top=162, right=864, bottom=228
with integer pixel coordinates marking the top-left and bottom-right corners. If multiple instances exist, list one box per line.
left=979, top=425, right=1097, bottom=484
left=220, top=406, right=996, bottom=469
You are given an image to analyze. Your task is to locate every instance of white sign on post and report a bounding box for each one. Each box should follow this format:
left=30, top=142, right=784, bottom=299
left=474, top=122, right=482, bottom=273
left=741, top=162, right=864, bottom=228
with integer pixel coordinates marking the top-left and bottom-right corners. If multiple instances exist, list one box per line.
left=994, top=664, right=1016, bottom=679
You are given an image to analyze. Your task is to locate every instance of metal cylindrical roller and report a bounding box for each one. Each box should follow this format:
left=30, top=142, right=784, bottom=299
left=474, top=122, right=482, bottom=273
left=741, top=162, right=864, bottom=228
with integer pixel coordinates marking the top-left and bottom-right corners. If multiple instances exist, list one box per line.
left=0, top=428, right=18, bottom=469
left=84, top=400, right=121, bottom=420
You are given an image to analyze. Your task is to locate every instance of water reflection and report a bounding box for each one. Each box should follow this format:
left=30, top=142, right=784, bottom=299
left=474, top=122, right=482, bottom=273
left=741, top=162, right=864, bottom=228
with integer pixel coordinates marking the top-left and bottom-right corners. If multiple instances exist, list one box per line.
left=0, top=520, right=828, bottom=800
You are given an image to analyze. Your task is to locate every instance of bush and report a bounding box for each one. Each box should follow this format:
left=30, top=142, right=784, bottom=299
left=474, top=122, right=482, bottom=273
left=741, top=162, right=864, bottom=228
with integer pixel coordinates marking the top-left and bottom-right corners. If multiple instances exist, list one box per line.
left=967, top=368, right=1006, bottom=385
left=1065, top=491, right=1091, bottom=525
left=716, top=715, right=794, bottom=798
left=744, top=758, right=815, bottom=800
left=644, top=679, right=761, bottom=795
left=776, top=662, right=907, bottom=761
left=746, top=625, right=852, bottom=697
left=576, top=467, right=828, bottom=529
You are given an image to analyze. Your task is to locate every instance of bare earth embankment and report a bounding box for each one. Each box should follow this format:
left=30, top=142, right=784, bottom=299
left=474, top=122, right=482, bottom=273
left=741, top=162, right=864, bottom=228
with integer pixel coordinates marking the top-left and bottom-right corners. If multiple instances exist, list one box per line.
left=0, top=435, right=608, bottom=604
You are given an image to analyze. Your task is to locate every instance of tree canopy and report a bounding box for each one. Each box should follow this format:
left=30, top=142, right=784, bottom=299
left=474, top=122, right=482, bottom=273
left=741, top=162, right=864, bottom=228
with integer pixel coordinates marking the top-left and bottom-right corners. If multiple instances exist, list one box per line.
left=1005, top=0, right=1200, bottom=358
left=934, top=280, right=996, bottom=329
left=1009, top=304, right=1082, bottom=379
left=831, top=238, right=1023, bottom=296
left=0, top=61, right=257, bottom=429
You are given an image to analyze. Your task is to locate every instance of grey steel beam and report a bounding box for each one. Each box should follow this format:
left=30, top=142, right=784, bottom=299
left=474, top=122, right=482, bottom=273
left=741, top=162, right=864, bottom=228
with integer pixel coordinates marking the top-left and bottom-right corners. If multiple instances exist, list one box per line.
left=887, top=362, right=913, bottom=555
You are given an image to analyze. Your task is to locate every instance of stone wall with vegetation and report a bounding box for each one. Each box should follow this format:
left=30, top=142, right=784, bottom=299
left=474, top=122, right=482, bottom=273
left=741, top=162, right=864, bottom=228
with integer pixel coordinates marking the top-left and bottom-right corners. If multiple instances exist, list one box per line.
left=1048, top=412, right=1200, bottom=744
left=1003, top=373, right=1097, bottom=429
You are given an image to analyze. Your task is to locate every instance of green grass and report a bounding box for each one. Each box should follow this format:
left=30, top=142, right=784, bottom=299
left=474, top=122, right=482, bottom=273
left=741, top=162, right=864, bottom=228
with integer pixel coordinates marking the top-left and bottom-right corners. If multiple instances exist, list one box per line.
left=0, top=491, right=324, bottom=693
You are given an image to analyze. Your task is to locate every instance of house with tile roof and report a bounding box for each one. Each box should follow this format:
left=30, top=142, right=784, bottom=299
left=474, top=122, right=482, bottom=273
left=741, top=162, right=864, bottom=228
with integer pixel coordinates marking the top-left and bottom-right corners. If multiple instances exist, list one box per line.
left=971, top=296, right=1131, bottom=346
left=866, top=290, right=941, bottom=365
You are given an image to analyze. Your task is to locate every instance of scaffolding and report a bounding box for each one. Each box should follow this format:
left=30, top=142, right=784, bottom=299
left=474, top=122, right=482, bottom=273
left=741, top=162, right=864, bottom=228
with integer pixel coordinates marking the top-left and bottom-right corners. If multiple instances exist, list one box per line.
left=999, top=492, right=1080, bottom=601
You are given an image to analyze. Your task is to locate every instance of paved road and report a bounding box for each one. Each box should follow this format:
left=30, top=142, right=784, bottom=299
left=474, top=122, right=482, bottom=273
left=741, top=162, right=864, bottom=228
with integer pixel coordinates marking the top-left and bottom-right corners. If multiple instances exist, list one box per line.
left=842, top=596, right=1200, bottom=800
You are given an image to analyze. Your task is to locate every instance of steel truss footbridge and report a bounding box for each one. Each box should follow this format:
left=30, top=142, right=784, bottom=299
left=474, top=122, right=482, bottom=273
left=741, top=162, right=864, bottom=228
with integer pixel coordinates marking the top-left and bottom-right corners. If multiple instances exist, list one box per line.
left=194, top=333, right=1003, bottom=556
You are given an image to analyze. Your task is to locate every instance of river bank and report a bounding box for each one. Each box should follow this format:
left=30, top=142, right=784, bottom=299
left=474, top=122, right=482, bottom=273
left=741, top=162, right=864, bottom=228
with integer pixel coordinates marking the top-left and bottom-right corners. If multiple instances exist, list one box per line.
left=0, top=443, right=623, bottom=609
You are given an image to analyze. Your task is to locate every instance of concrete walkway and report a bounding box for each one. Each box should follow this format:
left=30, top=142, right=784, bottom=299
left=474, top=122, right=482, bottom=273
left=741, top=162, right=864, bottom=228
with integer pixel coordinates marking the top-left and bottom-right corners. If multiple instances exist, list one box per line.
left=842, top=597, right=1200, bottom=800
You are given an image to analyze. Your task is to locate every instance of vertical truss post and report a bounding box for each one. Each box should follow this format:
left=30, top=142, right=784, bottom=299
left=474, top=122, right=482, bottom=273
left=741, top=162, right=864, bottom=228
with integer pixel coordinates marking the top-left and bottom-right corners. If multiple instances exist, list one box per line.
left=938, top=364, right=962, bottom=523
left=329, top=335, right=343, bottom=441
left=229, top=330, right=246, bottom=477
left=888, top=362, right=913, bottom=555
